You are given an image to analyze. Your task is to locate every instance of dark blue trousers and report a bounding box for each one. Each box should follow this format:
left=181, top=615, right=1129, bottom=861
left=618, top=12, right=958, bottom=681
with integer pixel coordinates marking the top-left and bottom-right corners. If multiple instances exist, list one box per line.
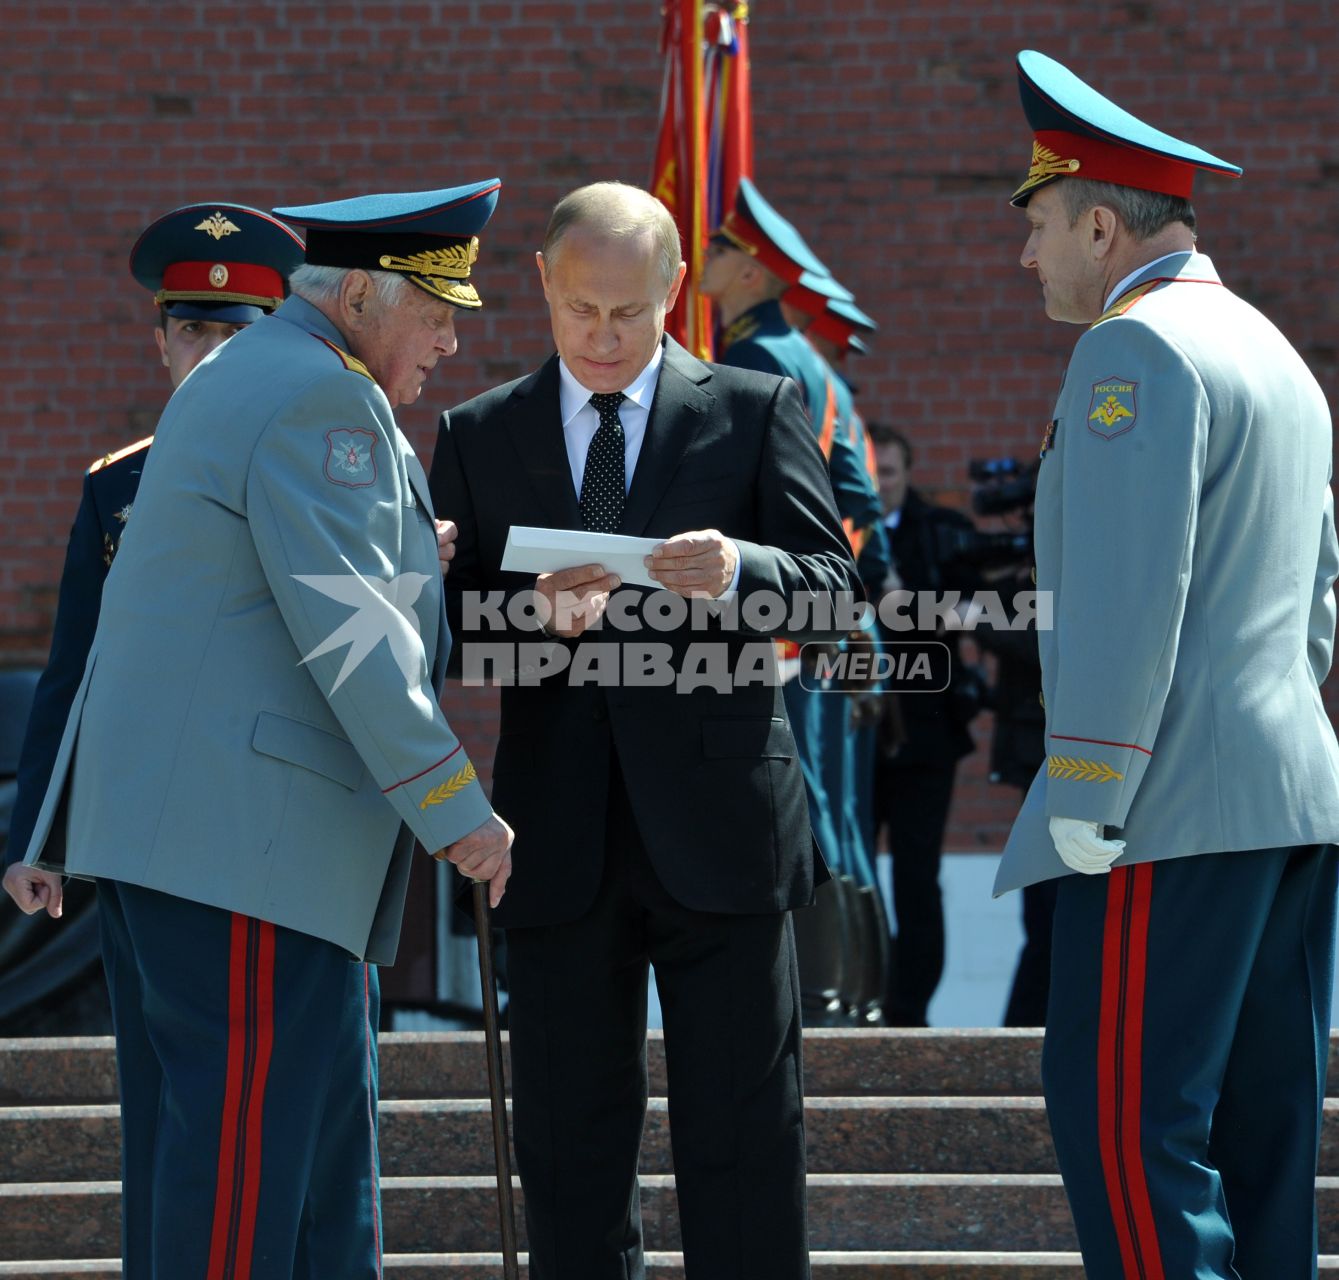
left=97, top=880, right=382, bottom=1280
left=1043, top=846, right=1337, bottom=1280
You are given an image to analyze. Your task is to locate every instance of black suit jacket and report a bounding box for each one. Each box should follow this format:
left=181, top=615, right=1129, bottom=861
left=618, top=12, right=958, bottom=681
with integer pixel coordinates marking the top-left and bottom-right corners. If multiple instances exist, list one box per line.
left=429, top=338, right=860, bottom=929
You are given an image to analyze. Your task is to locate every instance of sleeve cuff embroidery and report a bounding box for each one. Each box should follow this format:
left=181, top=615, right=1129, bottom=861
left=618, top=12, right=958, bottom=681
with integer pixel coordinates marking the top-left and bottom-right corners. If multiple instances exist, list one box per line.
left=420, top=761, right=479, bottom=809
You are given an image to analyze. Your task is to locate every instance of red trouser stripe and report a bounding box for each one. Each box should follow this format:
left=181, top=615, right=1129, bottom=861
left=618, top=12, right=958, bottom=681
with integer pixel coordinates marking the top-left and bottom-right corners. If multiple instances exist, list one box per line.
left=206, top=916, right=276, bottom=1280
left=1096, top=864, right=1165, bottom=1280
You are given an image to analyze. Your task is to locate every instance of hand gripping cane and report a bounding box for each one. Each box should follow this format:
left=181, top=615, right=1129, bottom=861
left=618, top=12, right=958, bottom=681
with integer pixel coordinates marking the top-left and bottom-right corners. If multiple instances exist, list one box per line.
left=472, top=879, right=520, bottom=1279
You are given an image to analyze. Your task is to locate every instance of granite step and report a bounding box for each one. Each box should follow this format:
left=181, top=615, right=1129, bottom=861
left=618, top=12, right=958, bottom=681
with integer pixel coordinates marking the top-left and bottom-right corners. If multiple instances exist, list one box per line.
left=10, top=1094, right=1339, bottom=1184
left=26, top=1252, right=1339, bottom=1279
left=0, top=1030, right=1058, bottom=1105
left=6, top=1176, right=1339, bottom=1261
left=0, top=1096, right=1065, bottom=1182
left=10, top=1028, right=1339, bottom=1104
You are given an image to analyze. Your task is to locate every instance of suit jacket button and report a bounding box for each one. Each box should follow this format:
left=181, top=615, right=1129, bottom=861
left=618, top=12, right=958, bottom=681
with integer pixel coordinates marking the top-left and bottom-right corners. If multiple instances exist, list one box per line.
left=592, top=704, right=607, bottom=722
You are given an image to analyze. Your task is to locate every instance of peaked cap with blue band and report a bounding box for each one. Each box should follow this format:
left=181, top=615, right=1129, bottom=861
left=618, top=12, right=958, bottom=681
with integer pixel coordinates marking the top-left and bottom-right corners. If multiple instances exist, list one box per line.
left=1011, top=50, right=1242, bottom=207
left=129, top=203, right=305, bottom=324
left=273, top=179, right=501, bottom=310
left=713, top=177, right=831, bottom=287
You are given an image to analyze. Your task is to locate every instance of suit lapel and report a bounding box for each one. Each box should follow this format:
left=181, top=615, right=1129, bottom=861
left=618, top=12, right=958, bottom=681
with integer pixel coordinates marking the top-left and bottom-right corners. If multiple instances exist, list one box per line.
left=620, top=338, right=714, bottom=537
left=503, top=355, right=582, bottom=529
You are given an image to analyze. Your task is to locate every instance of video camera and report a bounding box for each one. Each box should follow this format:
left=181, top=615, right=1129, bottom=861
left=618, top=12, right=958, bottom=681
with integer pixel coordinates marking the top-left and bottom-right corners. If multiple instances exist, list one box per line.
left=932, top=457, right=1037, bottom=571
left=969, top=456, right=1039, bottom=518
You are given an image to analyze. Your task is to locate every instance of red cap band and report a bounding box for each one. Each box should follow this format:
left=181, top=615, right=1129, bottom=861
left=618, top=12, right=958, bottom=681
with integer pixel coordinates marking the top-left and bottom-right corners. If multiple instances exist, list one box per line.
left=807, top=309, right=858, bottom=349
left=716, top=210, right=806, bottom=286
left=1033, top=130, right=1196, bottom=199
left=159, top=260, right=285, bottom=305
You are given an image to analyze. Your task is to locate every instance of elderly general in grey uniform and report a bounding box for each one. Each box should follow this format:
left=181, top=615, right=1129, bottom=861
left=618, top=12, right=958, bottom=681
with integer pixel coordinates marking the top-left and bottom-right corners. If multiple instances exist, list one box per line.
left=995, top=52, right=1339, bottom=1280
left=5, top=181, right=512, bottom=1279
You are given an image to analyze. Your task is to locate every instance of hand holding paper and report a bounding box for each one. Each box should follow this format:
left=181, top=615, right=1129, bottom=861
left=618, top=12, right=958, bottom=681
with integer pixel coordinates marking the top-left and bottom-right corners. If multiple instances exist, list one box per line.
left=645, top=529, right=738, bottom=599
left=501, top=526, right=662, bottom=590
left=535, top=563, right=621, bottom=638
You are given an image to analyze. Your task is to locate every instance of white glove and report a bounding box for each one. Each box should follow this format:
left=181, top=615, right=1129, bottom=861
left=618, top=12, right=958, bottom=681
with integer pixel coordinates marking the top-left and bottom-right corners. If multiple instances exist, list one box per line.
left=1049, top=816, right=1126, bottom=875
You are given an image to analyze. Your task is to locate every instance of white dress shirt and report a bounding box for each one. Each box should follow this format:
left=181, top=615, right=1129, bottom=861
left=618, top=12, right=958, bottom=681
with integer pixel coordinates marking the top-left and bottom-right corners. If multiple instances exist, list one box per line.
left=1104, top=251, right=1190, bottom=312
left=557, top=344, right=663, bottom=494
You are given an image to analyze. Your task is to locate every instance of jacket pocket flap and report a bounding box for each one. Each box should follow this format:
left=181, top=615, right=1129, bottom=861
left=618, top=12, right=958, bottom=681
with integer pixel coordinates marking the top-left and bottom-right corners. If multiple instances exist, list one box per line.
left=702, top=716, right=795, bottom=760
left=252, top=711, right=365, bottom=791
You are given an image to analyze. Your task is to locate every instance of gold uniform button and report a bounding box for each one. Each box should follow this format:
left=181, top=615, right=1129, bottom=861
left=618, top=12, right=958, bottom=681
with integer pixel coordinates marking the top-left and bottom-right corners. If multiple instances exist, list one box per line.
left=1030, top=565, right=1037, bottom=585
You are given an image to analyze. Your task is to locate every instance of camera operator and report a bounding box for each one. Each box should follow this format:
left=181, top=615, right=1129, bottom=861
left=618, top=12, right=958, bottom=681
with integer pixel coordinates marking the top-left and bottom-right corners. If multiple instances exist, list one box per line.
left=868, top=423, right=983, bottom=1025
left=956, top=457, right=1052, bottom=1025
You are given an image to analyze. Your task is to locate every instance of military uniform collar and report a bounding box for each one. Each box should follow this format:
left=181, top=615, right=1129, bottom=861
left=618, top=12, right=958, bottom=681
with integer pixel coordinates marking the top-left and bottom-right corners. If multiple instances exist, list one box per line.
left=272, top=294, right=354, bottom=351
left=1093, top=252, right=1222, bottom=327
left=270, top=295, right=379, bottom=382
left=719, top=297, right=788, bottom=355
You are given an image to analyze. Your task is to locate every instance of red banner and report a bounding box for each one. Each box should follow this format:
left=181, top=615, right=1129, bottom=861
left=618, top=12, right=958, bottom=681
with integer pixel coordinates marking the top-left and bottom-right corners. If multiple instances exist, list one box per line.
left=652, top=2, right=753, bottom=360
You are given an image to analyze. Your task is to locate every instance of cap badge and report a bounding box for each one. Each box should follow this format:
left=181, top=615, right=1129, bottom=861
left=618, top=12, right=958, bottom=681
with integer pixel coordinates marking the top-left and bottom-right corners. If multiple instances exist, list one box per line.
left=1026, top=139, right=1082, bottom=186
left=195, top=212, right=242, bottom=241
left=209, top=264, right=229, bottom=289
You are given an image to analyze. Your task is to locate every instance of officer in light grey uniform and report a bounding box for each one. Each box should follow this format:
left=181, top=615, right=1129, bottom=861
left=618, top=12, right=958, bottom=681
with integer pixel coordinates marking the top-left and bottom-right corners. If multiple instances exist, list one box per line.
left=5, top=180, right=513, bottom=1279
left=995, top=50, right=1339, bottom=1280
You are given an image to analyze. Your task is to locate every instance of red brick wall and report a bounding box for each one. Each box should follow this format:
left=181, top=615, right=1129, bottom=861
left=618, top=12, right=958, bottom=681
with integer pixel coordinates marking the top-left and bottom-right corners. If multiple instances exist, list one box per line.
left=3, top=2, right=1337, bottom=853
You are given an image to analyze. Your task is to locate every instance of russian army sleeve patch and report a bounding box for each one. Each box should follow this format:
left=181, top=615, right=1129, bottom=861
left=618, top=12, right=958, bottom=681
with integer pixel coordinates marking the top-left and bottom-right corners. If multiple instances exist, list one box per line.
left=324, top=428, right=379, bottom=488
left=1087, top=376, right=1138, bottom=440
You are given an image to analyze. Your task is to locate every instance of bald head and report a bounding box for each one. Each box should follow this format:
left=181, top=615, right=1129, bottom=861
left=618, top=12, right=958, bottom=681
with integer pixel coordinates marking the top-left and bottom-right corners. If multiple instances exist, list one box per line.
left=541, top=182, right=683, bottom=290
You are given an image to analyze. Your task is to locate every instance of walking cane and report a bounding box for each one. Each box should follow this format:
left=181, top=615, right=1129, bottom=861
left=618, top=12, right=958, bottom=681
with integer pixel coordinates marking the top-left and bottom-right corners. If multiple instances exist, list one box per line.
left=472, top=879, right=521, bottom=1279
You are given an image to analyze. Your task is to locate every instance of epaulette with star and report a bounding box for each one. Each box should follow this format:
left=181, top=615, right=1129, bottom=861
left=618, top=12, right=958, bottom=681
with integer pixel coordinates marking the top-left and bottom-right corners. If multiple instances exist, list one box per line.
left=88, top=435, right=153, bottom=475
left=313, top=334, right=376, bottom=383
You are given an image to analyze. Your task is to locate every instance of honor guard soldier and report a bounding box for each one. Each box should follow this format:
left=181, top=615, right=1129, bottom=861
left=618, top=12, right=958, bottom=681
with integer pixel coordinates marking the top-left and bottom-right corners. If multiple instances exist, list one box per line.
left=995, top=50, right=1339, bottom=1278
left=5, top=181, right=512, bottom=1278
left=0, top=204, right=304, bottom=1033
left=700, top=178, right=890, bottom=1023
left=784, top=284, right=895, bottom=1023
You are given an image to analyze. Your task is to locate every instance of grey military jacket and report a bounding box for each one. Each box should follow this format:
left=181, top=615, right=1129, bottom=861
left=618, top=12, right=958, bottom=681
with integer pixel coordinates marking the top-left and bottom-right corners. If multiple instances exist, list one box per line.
left=23, top=297, right=493, bottom=961
left=997, top=253, right=1339, bottom=894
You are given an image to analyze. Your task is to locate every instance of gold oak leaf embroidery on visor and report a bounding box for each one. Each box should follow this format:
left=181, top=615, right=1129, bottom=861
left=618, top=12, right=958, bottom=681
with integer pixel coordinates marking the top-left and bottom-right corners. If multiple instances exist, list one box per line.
left=1047, top=755, right=1125, bottom=784
left=421, top=762, right=478, bottom=809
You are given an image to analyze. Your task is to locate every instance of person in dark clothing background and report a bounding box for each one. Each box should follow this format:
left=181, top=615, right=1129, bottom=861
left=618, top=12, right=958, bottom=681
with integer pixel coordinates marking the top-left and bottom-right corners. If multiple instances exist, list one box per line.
left=971, top=573, right=1050, bottom=1024
left=868, top=422, right=980, bottom=1025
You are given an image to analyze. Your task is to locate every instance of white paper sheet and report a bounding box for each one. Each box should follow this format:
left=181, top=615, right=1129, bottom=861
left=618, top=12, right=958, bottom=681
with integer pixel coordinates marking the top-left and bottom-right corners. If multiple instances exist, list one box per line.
left=500, top=525, right=663, bottom=590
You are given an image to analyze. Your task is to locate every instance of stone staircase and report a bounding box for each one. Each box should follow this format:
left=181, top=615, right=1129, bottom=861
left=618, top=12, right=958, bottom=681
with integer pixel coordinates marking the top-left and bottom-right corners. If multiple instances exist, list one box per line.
left=2, top=1029, right=1337, bottom=1276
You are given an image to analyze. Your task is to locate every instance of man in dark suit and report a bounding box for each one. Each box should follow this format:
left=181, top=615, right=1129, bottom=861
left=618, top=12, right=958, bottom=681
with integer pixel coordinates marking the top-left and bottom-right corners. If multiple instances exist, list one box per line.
left=868, top=423, right=980, bottom=1025
left=429, top=181, right=859, bottom=1280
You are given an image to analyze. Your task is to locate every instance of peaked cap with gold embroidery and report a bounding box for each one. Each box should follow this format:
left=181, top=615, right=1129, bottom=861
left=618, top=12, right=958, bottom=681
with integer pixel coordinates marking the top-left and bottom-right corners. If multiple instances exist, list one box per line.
left=274, top=180, right=501, bottom=310
left=129, top=203, right=305, bottom=323
left=1011, top=50, right=1241, bottom=207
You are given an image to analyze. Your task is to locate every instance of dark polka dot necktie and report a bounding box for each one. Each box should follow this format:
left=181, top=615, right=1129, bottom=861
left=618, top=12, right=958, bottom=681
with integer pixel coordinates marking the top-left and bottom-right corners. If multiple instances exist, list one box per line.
left=579, top=391, right=626, bottom=533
